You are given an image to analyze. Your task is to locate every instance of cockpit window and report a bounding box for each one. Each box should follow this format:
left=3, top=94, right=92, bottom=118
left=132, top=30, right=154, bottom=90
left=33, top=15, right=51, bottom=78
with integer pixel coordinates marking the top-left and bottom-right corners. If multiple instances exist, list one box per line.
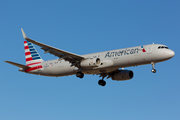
left=158, top=46, right=169, bottom=49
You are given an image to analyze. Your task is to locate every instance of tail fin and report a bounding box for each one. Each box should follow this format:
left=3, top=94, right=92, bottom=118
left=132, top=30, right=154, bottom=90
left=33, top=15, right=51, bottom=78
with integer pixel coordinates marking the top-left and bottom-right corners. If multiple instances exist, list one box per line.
left=24, top=40, right=43, bottom=67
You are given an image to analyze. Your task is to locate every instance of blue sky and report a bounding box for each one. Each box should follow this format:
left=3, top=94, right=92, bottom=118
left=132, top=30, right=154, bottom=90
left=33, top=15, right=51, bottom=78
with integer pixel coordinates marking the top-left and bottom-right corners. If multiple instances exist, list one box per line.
left=0, top=0, right=179, bottom=120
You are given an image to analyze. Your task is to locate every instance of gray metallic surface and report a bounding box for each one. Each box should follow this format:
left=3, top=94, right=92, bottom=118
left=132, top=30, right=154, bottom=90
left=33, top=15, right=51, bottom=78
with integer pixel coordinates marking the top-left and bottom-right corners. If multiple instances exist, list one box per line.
left=28, top=44, right=175, bottom=77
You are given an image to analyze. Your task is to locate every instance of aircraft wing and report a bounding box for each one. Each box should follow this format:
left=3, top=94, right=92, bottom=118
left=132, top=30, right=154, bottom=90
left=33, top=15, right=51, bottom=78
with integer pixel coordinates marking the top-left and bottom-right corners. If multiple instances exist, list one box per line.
left=21, top=29, right=85, bottom=63
left=5, top=61, right=30, bottom=69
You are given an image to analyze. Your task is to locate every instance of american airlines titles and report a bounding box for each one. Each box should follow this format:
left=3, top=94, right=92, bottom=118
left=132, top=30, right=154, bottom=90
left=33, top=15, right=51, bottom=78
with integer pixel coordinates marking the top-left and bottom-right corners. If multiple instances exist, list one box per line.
left=105, top=48, right=139, bottom=58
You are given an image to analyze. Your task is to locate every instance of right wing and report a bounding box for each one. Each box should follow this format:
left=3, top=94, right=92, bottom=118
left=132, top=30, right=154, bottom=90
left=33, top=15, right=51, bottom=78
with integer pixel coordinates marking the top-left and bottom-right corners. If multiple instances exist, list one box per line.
left=5, top=61, right=30, bottom=69
left=21, top=28, right=86, bottom=64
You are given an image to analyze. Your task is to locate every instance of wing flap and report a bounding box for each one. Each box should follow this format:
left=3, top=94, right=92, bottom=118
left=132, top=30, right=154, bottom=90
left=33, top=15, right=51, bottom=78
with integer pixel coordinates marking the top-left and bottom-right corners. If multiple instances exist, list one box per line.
left=41, top=47, right=74, bottom=62
left=5, top=61, right=30, bottom=69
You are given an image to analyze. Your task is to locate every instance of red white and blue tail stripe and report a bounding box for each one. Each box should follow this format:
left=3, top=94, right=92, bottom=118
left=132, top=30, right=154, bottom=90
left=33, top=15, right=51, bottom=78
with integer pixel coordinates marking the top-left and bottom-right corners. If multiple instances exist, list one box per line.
left=24, top=40, right=43, bottom=67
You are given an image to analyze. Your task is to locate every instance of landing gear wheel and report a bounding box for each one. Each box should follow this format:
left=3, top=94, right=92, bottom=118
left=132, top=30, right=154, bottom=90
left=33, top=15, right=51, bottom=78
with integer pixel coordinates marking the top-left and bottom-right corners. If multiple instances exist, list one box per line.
left=151, top=62, right=157, bottom=73
left=151, top=69, right=156, bottom=73
left=76, top=72, right=84, bottom=78
left=98, top=80, right=106, bottom=86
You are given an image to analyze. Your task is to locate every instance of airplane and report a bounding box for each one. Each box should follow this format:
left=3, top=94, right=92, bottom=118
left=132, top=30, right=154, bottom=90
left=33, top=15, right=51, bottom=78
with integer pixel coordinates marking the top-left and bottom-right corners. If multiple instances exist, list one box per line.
left=5, top=29, right=175, bottom=86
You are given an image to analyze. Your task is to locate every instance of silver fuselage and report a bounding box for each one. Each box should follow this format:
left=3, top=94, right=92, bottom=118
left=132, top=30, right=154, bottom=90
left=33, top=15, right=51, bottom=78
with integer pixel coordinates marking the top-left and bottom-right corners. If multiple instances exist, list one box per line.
left=25, top=44, right=175, bottom=77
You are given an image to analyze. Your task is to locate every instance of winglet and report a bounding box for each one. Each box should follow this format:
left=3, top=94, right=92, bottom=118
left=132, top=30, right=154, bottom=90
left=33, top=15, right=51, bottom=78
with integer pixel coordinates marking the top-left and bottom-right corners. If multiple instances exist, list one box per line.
left=21, top=28, right=28, bottom=40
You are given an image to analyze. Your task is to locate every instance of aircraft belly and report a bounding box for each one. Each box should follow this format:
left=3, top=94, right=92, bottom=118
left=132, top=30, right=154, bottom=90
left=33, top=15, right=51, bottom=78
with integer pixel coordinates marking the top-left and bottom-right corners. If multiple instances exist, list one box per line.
left=82, top=68, right=118, bottom=74
left=43, top=65, right=76, bottom=76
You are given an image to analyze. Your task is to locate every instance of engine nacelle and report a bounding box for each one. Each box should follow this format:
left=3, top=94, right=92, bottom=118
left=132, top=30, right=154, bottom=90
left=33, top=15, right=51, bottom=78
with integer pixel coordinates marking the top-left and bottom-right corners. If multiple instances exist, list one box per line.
left=111, top=70, right=134, bottom=81
left=80, top=58, right=101, bottom=68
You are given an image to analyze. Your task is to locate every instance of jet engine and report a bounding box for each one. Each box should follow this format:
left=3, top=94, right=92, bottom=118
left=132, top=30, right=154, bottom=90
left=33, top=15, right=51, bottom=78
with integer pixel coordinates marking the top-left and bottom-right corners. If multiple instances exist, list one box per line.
left=111, top=70, right=134, bottom=81
left=80, top=58, right=101, bottom=68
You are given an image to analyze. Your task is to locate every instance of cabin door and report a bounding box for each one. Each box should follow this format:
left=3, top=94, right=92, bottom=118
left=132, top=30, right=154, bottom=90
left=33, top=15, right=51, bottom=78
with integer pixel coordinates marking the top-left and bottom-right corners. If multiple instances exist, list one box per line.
left=147, top=44, right=153, bottom=54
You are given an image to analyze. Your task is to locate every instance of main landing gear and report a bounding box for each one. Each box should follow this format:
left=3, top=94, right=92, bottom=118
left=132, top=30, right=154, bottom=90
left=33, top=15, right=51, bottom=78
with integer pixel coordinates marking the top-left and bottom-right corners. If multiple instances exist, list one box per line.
left=151, top=62, right=157, bottom=73
left=98, top=80, right=106, bottom=86
left=98, top=74, right=107, bottom=86
left=76, top=72, right=84, bottom=78
left=76, top=72, right=107, bottom=86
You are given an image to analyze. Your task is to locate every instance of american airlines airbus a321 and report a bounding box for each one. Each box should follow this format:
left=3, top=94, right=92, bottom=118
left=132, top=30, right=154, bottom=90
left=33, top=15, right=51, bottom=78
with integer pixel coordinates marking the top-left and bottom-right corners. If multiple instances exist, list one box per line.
left=5, top=29, right=175, bottom=86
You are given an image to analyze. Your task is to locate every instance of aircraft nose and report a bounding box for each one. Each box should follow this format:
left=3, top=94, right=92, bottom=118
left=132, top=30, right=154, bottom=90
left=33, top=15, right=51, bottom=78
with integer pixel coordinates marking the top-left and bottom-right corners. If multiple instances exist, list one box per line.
left=168, top=50, right=175, bottom=58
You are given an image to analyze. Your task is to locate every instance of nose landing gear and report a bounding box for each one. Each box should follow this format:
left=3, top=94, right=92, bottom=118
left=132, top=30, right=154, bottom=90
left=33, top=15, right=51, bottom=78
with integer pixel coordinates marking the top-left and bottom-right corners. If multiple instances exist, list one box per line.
left=151, top=69, right=156, bottom=73
left=151, top=62, right=157, bottom=73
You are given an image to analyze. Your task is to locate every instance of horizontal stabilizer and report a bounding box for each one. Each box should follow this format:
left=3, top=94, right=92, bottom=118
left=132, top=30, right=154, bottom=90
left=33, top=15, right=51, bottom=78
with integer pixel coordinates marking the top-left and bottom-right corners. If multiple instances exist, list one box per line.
left=5, top=61, right=30, bottom=69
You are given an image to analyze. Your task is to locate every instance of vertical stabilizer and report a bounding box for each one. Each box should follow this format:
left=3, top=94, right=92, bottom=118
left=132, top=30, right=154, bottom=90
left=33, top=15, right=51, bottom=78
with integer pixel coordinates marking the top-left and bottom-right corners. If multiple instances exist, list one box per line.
left=24, top=40, right=43, bottom=67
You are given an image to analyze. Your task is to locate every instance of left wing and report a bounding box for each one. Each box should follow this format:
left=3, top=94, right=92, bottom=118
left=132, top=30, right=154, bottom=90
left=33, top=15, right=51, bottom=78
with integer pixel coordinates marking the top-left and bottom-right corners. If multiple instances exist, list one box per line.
left=21, top=28, right=86, bottom=64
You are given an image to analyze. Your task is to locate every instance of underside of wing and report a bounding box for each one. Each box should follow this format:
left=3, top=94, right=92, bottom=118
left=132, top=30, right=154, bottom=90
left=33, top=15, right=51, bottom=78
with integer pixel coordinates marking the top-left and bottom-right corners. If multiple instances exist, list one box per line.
left=21, top=28, right=85, bottom=63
